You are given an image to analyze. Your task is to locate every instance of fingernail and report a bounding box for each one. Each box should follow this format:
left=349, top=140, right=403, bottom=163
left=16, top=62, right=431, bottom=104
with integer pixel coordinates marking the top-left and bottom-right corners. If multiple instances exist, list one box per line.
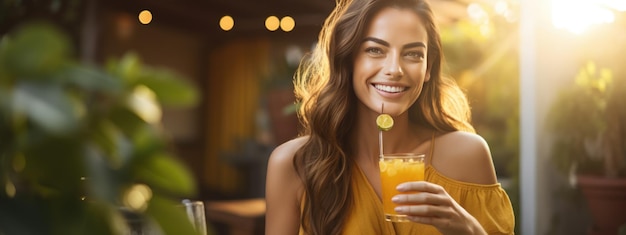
left=391, top=196, right=400, bottom=203
left=396, top=184, right=405, bottom=191
left=394, top=207, right=404, bottom=213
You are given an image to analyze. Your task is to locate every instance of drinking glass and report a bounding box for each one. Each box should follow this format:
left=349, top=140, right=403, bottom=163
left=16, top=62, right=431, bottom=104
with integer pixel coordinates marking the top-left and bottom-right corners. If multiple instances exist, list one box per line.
left=182, top=199, right=208, bottom=235
left=379, top=153, right=425, bottom=222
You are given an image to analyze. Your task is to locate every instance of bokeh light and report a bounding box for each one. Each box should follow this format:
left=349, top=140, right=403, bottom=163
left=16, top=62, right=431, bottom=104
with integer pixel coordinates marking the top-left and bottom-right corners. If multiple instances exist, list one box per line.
left=138, top=10, right=153, bottom=25
left=220, top=15, right=234, bottom=31
left=5, top=181, right=15, bottom=198
left=123, top=184, right=153, bottom=212
left=128, top=85, right=162, bottom=124
left=265, top=16, right=280, bottom=31
left=280, top=16, right=295, bottom=32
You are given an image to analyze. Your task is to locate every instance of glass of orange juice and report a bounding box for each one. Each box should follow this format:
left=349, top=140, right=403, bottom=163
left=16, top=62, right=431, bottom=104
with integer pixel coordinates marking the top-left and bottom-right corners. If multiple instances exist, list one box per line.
left=379, top=153, right=425, bottom=222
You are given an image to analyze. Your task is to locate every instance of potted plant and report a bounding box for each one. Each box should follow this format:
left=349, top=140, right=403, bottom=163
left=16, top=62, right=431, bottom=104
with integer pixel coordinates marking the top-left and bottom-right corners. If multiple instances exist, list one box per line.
left=0, top=22, right=209, bottom=235
left=548, top=61, right=626, bottom=235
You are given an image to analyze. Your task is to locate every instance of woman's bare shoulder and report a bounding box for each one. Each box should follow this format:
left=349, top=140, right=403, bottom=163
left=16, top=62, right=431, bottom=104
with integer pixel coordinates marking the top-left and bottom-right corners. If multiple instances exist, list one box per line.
left=269, top=136, right=309, bottom=165
left=267, top=136, right=309, bottom=192
left=265, top=136, right=309, bottom=234
left=432, top=131, right=497, bottom=184
left=436, top=131, right=489, bottom=151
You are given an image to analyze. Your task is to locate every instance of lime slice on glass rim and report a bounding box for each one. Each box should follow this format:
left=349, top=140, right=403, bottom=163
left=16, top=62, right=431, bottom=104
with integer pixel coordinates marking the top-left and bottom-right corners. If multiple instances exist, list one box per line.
left=376, top=114, right=394, bottom=131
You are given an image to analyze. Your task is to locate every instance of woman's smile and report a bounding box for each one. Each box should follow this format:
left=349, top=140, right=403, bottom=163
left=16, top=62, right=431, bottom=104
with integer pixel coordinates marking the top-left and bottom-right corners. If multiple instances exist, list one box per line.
left=373, top=84, right=408, bottom=93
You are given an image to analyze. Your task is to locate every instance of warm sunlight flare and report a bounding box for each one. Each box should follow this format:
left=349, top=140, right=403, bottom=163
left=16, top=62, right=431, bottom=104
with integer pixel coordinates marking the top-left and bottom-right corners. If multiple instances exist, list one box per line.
left=551, top=0, right=616, bottom=34
left=597, top=0, right=626, bottom=11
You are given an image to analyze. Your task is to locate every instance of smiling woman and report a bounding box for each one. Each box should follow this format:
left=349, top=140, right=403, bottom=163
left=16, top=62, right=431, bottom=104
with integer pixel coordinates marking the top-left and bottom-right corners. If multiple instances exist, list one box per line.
left=265, top=0, right=515, bottom=234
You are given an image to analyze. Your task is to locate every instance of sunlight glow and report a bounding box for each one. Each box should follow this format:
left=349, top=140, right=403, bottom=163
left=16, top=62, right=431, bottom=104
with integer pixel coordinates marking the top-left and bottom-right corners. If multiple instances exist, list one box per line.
left=467, top=3, right=489, bottom=23
left=552, top=0, right=615, bottom=34
left=597, top=0, right=626, bottom=11
left=494, top=0, right=517, bottom=22
left=466, top=3, right=493, bottom=37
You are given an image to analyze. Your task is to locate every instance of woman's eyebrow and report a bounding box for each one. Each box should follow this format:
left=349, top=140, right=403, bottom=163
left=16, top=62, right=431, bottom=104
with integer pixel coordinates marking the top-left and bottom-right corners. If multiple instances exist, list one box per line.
left=362, top=37, right=426, bottom=49
left=403, top=42, right=426, bottom=49
left=362, top=37, right=389, bottom=47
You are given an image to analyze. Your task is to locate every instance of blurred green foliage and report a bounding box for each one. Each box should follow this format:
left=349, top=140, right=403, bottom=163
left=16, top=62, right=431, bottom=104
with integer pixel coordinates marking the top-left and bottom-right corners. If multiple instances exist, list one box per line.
left=0, top=22, right=208, bottom=235
left=548, top=61, right=626, bottom=177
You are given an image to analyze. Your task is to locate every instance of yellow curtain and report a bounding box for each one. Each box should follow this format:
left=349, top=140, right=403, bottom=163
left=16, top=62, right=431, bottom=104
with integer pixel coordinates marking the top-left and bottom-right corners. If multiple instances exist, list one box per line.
left=204, top=38, right=270, bottom=195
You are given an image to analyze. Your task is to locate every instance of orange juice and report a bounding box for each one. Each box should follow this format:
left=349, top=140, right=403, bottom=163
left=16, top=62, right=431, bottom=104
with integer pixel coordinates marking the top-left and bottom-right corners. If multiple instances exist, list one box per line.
left=379, top=153, right=425, bottom=222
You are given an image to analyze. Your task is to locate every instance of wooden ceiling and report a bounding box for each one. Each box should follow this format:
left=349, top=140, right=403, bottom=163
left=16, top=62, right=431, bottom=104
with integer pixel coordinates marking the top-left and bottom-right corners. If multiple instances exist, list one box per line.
left=106, top=0, right=472, bottom=37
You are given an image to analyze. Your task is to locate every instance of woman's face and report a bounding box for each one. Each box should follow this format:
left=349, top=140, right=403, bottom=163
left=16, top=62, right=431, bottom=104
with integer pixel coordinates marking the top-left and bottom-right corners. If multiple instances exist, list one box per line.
left=352, top=7, right=430, bottom=116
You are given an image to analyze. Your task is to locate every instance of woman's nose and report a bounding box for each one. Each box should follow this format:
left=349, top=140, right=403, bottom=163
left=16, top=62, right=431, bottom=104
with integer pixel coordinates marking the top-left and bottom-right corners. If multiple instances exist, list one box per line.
left=384, top=56, right=403, bottom=79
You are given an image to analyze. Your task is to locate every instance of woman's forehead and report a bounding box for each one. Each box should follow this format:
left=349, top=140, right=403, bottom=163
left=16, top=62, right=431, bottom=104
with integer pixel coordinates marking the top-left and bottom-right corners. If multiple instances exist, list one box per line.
left=363, top=7, right=429, bottom=46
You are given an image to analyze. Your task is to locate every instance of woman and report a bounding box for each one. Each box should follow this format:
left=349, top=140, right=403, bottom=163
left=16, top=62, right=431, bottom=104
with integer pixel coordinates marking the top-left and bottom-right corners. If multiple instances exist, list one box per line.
left=265, top=0, right=515, bottom=234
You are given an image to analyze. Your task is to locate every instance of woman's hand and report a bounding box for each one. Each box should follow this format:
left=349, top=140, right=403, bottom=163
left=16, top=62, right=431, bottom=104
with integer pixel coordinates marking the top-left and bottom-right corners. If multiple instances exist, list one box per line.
left=392, top=181, right=487, bottom=235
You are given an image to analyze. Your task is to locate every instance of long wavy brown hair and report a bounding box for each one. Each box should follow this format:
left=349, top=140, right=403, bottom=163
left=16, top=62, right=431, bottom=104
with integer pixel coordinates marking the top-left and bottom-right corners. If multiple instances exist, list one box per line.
left=293, top=0, right=474, bottom=234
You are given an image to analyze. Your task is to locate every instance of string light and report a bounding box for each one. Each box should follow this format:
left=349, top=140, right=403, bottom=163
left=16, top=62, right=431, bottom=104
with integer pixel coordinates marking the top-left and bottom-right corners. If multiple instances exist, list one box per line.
left=280, top=16, right=295, bottom=32
left=220, top=15, right=234, bottom=31
left=138, top=10, right=152, bottom=25
left=265, top=16, right=280, bottom=31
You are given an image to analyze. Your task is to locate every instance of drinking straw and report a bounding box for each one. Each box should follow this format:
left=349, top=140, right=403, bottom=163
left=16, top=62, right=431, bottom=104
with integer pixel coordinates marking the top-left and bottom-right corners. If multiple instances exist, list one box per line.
left=379, top=103, right=384, bottom=158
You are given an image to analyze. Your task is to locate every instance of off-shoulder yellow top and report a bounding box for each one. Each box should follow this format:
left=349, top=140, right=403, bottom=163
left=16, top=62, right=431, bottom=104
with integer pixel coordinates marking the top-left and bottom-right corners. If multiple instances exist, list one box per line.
left=338, top=165, right=515, bottom=234
left=299, top=137, right=515, bottom=235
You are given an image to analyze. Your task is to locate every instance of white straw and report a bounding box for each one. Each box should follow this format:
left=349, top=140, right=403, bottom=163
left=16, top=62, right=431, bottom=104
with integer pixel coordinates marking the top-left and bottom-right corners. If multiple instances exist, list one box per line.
left=379, top=103, right=384, bottom=158
left=379, top=130, right=383, bottom=158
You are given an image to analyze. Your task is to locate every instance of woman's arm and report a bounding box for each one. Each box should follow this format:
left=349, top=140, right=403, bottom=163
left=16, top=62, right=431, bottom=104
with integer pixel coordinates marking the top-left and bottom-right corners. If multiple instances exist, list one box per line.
left=265, top=137, right=307, bottom=235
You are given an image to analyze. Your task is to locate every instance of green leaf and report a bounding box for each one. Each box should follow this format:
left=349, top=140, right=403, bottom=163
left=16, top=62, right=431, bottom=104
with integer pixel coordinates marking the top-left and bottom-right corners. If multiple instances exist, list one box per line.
left=12, top=81, right=79, bottom=133
left=129, top=124, right=165, bottom=159
left=2, top=22, right=72, bottom=79
left=109, top=106, right=148, bottom=138
left=90, top=120, right=134, bottom=169
left=136, top=154, right=196, bottom=196
left=63, top=63, right=122, bottom=93
left=138, top=69, right=199, bottom=108
left=145, top=196, right=200, bottom=235
left=80, top=201, right=129, bottom=235
left=84, top=144, right=119, bottom=202
left=107, top=52, right=142, bottom=85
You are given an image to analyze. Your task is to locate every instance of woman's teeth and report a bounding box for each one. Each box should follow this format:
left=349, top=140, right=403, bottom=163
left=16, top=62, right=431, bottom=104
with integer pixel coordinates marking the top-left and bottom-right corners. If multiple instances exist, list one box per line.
left=374, top=84, right=406, bottom=93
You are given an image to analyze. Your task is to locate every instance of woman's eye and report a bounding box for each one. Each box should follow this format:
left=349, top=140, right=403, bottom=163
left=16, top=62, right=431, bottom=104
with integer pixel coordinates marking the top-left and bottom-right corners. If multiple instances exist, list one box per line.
left=365, top=47, right=383, bottom=55
left=404, top=51, right=424, bottom=60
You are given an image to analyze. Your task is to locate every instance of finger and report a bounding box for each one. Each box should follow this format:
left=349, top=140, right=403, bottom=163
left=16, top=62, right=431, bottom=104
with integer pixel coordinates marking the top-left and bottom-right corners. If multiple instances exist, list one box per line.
left=392, top=192, right=451, bottom=206
left=395, top=204, right=454, bottom=218
left=396, top=181, right=446, bottom=194
left=407, top=216, right=452, bottom=228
